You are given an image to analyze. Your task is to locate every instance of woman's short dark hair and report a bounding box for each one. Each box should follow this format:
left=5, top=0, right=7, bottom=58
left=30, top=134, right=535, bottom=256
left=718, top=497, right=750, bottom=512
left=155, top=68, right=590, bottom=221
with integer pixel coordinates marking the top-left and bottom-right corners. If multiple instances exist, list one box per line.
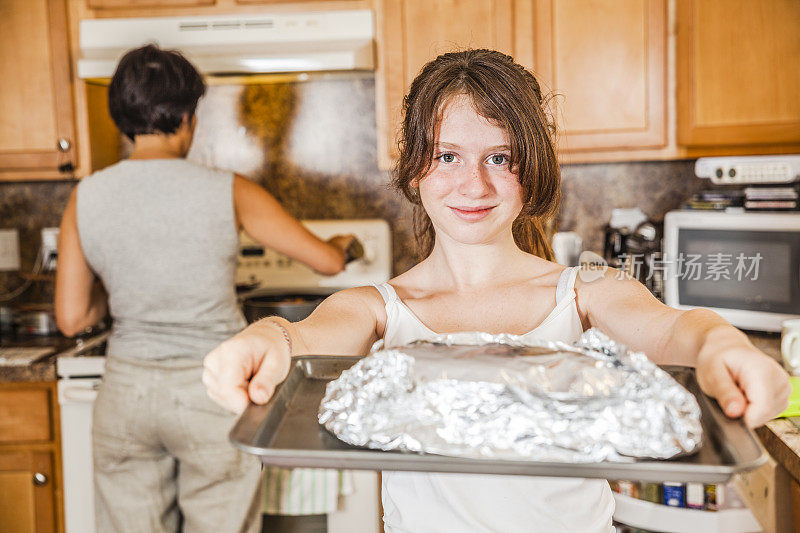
left=108, top=44, right=206, bottom=141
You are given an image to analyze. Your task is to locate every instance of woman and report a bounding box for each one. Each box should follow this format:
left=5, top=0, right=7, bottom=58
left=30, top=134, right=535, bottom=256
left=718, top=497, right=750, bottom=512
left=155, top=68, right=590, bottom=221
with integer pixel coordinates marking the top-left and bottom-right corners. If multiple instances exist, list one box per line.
left=55, top=45, right=353, bottom=532
left=202, top=50, right=791, bottom=532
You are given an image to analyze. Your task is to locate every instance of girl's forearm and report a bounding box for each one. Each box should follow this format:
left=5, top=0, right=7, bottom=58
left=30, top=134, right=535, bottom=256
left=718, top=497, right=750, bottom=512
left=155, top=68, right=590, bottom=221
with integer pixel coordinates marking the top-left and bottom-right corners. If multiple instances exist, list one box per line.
left=252, top=316, right=305, bottom=356
left=657, top=308, right=747, bottom=367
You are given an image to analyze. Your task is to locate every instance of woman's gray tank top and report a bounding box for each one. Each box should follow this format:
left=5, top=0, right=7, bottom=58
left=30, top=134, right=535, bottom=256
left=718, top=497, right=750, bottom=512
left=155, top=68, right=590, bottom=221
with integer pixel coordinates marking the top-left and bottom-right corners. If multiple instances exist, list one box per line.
left=76, top=159, right=246, bottom=360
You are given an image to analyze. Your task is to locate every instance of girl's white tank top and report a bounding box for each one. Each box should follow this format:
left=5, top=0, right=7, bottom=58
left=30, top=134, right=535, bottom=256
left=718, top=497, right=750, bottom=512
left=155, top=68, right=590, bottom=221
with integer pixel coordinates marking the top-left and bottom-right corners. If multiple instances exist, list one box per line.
left=372, top=266, right=615, bottom=533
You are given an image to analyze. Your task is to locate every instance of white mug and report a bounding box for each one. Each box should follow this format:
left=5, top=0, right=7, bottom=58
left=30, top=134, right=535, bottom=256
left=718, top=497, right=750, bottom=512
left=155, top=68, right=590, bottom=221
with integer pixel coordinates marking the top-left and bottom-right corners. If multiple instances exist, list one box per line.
left=552, top=232, right=583, bottom=267
left=780, top=319, right=800, bottom=376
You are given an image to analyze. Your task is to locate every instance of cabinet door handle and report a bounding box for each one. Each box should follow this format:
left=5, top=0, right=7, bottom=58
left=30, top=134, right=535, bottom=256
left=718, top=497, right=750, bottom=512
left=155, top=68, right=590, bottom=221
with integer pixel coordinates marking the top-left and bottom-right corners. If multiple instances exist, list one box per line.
left=56, top=138, right=72, bottom=152
left=33, top=473, right=48, bottom=486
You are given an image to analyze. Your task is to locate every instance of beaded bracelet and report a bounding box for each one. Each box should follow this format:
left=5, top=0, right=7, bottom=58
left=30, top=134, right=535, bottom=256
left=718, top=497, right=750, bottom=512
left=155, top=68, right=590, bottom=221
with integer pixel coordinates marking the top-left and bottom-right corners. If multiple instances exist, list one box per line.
left=261, top=318, right=292, bottom=356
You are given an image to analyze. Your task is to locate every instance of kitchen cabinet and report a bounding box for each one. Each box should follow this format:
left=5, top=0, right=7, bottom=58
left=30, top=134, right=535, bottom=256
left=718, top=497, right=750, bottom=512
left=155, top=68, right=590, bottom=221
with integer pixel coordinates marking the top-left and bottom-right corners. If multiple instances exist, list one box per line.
left=0, top=0, right=76, bottom=180
left=0, top=382, right=63, bottom=533
left=373, top=0, right=799, bottom=166
left=374, top=0, right=520, bottom=168
left=532, top=0, right=666, bottom=153
left=677, top=0, right=800, bottom=147
left=0, top=450, right=57, bottom=533
left=374, top=0, right=667, bottom=168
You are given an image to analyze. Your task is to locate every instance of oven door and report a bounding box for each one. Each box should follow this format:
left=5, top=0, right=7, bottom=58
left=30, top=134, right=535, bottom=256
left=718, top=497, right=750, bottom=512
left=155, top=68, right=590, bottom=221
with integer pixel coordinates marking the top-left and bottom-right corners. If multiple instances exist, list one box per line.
left=58, top=377, right=100, bottom=533
left=664, top=210, right=800, bottom=332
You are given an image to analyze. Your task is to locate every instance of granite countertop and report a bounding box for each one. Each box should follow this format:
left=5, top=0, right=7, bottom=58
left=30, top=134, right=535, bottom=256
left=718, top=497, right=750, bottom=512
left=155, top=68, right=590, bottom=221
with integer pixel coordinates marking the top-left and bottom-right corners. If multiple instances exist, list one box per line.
left=0, top=335, right=71, bottom=382
left=758, top=419, right=800, bottom=484
left=743, top=331, right=800, bottom=484
left=0, top=331, right=106, bottom=383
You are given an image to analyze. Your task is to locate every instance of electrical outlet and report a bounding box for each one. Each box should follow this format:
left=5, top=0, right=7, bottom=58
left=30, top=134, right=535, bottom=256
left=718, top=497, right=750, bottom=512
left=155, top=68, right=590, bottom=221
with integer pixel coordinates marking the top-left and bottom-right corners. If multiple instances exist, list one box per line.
left=41, top=227, right=59, bottom=271
left=0, top=229, right=21, bottom=271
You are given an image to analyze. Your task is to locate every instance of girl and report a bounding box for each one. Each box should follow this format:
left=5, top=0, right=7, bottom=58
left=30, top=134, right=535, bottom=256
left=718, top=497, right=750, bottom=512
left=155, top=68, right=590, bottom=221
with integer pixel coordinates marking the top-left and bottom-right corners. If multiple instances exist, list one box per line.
left=202, top=49, right=790, bottom=532
left=56, top=45, right=354, bottom=532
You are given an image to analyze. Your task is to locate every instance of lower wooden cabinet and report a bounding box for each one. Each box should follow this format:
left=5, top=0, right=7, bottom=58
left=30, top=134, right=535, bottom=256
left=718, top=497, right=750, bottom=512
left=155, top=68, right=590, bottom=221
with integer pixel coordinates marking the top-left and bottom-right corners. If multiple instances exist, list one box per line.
left=0, top=450, right=56, bottom=533
left=0, top=382, right=63, bottom=533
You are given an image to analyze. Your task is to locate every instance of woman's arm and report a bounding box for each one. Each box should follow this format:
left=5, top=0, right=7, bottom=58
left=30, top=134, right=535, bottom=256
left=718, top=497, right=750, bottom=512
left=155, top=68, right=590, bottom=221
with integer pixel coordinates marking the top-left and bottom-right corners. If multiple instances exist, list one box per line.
left=203, top=286, right=384, bottom=413
left=577, top=268, right=791, bottom=427
left=233, top=174, right=348, bottom=275
left=54, top=189, right=108, bottom=337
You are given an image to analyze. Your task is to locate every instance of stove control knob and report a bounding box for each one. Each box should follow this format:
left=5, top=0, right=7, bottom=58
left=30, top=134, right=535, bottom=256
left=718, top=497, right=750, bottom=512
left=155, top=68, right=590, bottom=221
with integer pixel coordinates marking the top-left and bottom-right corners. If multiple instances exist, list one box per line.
left=360, top=243, right=376, bottom=265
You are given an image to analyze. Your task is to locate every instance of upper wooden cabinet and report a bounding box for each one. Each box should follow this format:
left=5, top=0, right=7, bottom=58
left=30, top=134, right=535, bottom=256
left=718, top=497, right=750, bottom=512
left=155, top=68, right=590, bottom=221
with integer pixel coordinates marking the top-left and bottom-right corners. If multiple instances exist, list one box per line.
left=374, top=0, right=667, bottom=167
left=677, top=0, right=800, bottom=147
left=0, top=0, right=76, bottom=179
left=533, top=0, right=666, bottom=152
left=374, top=0, right=518, bottom=167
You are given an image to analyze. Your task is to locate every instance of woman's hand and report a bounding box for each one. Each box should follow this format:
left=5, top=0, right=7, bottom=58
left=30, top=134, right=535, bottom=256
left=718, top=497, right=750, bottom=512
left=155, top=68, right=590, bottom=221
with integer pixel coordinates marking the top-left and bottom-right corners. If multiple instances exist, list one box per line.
left=233, top=175, right=352, bottom=276
left=202, top=320, right=292, bottom=414
left=326, top=234, right=361, bottom=263
left=695, top=326, right=792, bottom=428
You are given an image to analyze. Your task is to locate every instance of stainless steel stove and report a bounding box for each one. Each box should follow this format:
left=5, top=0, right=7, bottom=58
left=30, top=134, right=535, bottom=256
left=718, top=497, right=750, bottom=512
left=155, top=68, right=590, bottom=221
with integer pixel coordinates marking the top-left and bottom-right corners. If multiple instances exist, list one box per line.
left=56, top=331, right=109, bottom=533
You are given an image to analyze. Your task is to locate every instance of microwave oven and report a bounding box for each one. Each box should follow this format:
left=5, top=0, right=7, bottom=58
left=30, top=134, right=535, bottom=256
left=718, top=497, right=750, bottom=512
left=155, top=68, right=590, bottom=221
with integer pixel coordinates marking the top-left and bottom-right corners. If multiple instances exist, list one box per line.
left=663, top=210, right=800, bottom=332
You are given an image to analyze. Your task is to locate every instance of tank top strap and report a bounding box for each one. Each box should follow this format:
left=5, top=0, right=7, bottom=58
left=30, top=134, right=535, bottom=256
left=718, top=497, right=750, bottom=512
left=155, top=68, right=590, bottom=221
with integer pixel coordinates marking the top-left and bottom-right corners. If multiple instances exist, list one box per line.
left=555, top=266, right=580, bottom=305
left=372, top=282, right=399, bottom=305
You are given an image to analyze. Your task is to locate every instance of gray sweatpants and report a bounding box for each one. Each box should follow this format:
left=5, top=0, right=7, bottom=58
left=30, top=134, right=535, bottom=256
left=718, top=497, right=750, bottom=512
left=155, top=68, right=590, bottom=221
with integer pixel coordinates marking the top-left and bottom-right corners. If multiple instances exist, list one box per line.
left=92, top=355, right=264, bottom=533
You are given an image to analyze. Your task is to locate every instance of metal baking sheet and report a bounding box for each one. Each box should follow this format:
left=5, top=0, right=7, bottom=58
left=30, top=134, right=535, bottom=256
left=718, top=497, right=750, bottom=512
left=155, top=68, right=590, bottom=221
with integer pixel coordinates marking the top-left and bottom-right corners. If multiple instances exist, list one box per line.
left=230, top=356, right=766, bottom=483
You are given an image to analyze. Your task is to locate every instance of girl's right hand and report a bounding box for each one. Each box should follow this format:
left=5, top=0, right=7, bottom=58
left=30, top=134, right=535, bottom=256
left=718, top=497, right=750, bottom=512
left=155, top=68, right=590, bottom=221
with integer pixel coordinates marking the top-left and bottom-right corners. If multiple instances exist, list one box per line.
left=202, top=320, right=292, bottom=414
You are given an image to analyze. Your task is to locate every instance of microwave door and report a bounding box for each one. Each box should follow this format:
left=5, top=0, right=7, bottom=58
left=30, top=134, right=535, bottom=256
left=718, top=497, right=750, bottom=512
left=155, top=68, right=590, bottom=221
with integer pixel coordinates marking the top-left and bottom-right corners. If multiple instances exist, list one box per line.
left=672, top=228, right=800, bottom=331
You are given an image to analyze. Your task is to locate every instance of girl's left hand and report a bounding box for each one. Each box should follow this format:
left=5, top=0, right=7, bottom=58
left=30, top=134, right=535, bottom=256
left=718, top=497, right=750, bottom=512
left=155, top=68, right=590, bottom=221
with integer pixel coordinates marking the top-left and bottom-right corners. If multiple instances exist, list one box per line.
left=695, top=330, right=792, bottom=428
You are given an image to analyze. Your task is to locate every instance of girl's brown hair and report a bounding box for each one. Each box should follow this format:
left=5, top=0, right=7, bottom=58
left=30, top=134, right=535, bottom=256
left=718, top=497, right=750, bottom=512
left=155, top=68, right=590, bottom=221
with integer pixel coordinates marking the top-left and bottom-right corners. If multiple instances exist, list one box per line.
left=393, top=49, right=560, bottom=261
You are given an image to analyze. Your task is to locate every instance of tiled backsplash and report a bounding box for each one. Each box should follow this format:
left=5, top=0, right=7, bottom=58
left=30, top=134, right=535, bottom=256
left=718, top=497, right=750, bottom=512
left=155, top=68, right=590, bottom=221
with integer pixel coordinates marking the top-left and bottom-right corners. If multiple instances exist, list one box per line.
left=0, top=76, right=707, bottom=306
left=0, top=181, right=73, bottom=304
left=560, top=159, right=706, bottom=253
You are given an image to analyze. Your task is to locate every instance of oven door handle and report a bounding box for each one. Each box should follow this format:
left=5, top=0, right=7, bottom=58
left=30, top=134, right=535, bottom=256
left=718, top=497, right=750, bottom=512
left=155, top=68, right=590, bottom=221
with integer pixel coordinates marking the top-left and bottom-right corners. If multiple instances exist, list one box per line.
left=62, top=386, right=99, bottom=402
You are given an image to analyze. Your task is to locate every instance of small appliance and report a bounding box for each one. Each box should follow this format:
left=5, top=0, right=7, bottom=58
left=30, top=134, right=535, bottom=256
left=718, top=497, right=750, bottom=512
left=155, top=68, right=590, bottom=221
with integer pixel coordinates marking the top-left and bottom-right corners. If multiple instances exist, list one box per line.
left=695, top=154, right=800, bottom=186
left=663, top=210, right=800, bottom=332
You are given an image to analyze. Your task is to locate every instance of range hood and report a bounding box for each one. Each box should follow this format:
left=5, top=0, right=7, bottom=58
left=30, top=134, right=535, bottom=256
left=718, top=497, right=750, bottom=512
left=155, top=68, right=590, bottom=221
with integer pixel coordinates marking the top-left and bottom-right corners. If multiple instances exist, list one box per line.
left=77, top=10, right=374, bottom=79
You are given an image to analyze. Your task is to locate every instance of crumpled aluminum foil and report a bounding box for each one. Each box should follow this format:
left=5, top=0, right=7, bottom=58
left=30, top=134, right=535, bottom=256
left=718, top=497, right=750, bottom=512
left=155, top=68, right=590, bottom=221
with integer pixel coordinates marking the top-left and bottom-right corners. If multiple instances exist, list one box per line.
left=318, top=329, right=703, bottom=463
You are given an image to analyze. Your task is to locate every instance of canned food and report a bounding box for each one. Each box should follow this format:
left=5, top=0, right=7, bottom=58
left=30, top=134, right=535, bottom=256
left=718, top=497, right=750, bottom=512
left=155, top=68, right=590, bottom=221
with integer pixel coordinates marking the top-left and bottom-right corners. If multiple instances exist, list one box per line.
left=663, top=482, right=685, bottom=507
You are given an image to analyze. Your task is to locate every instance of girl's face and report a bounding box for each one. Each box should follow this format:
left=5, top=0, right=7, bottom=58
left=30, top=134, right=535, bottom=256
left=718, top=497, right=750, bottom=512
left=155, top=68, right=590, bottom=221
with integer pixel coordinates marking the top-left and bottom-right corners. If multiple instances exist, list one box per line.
left=416, top=94, right=523, bottom=248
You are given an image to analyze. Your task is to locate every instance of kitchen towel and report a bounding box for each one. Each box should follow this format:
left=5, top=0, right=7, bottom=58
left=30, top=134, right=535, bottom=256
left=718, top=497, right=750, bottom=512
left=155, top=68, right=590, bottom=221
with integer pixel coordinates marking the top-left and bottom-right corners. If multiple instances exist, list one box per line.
left=263, top=467, right=353, bottom=515
left=777, top=376, right=800, bottom=418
